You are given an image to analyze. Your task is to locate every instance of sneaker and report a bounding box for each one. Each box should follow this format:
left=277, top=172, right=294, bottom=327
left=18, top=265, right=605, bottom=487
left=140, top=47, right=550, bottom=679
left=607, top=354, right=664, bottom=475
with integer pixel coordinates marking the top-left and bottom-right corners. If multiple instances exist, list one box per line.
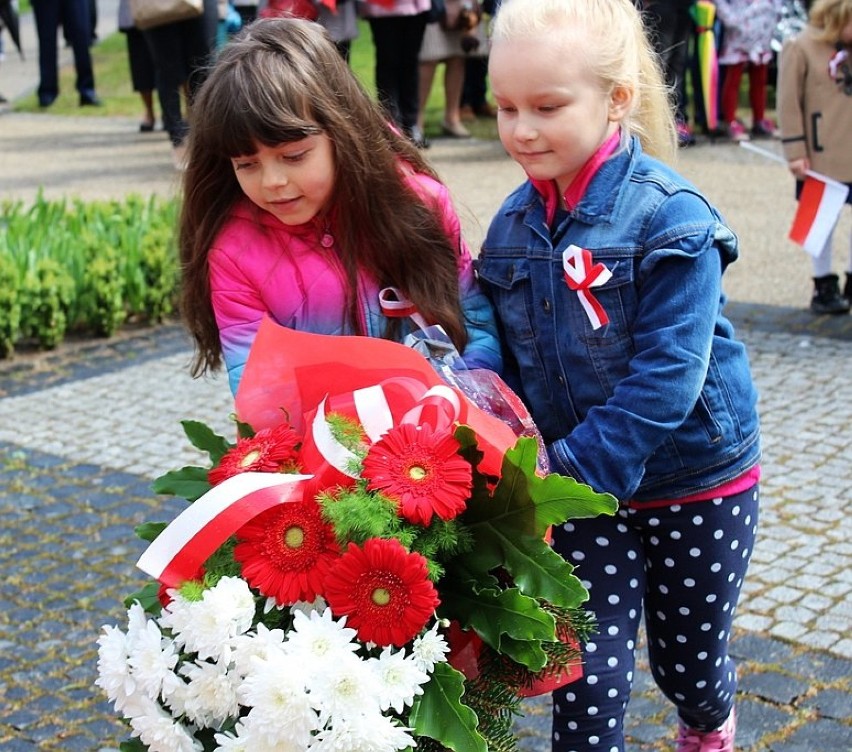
left=751, top=118, right=780, bottom=138
left=676, top=708, right=736, bottom=751
left=727, top=120, right=749, bottom=142
left=677, top=122, right=696, bottom=147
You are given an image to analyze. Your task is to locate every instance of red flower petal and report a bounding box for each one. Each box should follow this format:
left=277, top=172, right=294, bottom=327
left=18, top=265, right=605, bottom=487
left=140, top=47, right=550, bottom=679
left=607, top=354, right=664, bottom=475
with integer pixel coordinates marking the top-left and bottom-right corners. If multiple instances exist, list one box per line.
left=233, top=500, right=339, bottom=605
left=361, top=423, right=472, bottom=526
left=324, top=538, right=439, bottom=647
left=209, top=423, right=301, bottom=486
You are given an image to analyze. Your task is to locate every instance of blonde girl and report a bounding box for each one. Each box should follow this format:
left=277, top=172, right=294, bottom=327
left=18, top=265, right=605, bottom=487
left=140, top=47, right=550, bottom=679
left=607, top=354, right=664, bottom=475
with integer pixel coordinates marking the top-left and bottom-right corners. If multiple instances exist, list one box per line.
left=480, top=0, right=762, bottom=749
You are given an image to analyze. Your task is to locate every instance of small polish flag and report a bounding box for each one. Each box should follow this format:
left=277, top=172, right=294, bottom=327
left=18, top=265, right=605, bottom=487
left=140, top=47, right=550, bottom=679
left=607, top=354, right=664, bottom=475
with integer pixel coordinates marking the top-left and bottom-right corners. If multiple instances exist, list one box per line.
left=789, top=175, right=850, bottom=258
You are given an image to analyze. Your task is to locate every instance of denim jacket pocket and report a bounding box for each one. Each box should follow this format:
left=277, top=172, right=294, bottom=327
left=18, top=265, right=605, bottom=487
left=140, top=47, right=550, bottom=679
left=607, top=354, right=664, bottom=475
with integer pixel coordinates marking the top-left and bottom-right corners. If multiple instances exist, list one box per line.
left=567, top=256, right=636, bottom=341
left=478, top=256, right=538, bottom=344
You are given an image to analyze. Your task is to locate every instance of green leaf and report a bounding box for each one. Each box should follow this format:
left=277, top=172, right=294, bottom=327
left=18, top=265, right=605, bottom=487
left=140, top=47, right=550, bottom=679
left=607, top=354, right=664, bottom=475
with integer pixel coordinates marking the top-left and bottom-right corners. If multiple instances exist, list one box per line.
left=181, top=419, right=233, bottom=464
left=463, top=529, right=589, bottom=609
left=465, top=437, right=618, bottom=536
left=409, top=662, right=487, bottom=752
left=151, top=465, right=211, bottom=501
left=135, top=521, right=167, bottom=543
left=123, top=581, right=162, bottom=615
left=492, top=632, right=549, bottom=671
left=441, top=581, right=555, bottom=643
left=439, top=583, right=555, bottom=670
left=436, top=435, right=615, bottom=662
left=457, top=436, right=615, bottom=606
left=119, top=739, right=147, bottom=752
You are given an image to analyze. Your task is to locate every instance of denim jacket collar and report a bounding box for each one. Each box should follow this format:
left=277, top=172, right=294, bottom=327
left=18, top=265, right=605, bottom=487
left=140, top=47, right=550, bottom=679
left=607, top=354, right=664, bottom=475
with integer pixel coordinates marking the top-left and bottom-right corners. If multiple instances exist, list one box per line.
left=502, top=136, right=643, bottom=228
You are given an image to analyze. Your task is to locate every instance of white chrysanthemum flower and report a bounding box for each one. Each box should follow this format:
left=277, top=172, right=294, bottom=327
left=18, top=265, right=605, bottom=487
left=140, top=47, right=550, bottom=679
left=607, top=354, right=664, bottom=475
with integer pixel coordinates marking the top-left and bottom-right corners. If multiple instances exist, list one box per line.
left=216, top=717, right=303, bottom=752
left=289, top=596, right=327, bottom=617
left=202, top=576, right=256, bottom=636
left=285, top=608, right=359, bottom=665
left=162, top=678, right=190, bottom=718
left=163, top=577, right=257, bottom=662
left=128, top=700, right=203, bottom=752
left=179, top=659, right=241, bottom=728
left=163, top=600, right=227, bottom=662
left=309, top=652, right=382, bottom=723
left=158, top=592, right=196, bottom=642
left=126, top=601, right=151, bottom=644
left=238, top=653, right=318, bottom=747
left=231, top=622, right=287, bottom=679
left=368, top=646, right=430, bottom=713
left=95, top=623, right=136, bottom=709
left=411, top=622, right=450, bottom=673
left=127, top=616, right=181, bottom=700
left=309, top=712, right=415, bottom=752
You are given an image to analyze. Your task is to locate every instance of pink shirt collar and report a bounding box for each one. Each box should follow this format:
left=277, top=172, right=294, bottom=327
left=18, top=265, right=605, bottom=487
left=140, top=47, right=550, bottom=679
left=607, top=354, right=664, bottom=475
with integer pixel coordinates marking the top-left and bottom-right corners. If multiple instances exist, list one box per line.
left=530, top=129, right=621, bottom=225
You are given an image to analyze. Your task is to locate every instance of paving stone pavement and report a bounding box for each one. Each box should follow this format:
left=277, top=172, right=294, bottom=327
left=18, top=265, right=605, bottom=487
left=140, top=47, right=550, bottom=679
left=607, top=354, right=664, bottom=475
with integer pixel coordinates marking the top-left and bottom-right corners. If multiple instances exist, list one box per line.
left=0, top=313, right=850, bottom=752
left=2, top=8, right=852, bottom=747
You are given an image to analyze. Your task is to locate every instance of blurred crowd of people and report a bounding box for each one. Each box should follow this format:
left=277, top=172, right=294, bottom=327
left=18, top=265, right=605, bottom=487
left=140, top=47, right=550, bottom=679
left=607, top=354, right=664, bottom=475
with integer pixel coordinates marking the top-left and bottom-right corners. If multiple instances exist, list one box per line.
left=3, top=0, right=848, bottom=317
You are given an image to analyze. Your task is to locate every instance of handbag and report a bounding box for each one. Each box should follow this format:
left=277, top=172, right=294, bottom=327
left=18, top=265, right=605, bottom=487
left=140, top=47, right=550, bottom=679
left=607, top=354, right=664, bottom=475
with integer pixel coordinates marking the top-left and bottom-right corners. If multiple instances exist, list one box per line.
left=440, top=0, right=481, bottom=32
left=130, top=0, right=204, bottom=30
left=258, top=0, right=319, bottom=22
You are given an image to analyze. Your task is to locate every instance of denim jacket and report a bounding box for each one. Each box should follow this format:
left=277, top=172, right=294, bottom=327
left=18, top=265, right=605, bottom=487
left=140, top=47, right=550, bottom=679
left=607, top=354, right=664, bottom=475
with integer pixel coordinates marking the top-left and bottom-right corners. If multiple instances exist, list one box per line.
left=478, top=138, right=761, bottom=504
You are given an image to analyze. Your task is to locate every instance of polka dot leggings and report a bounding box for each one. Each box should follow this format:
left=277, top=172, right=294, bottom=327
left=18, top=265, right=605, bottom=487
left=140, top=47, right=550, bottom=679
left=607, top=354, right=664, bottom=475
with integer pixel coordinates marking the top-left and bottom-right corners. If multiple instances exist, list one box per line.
left=550, top=485, right=759, bottom=752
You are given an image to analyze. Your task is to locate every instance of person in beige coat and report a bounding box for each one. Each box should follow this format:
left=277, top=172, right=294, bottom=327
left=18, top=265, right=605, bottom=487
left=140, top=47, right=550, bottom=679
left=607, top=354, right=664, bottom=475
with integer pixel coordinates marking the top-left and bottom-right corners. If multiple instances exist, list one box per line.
left=778, top=0, right=852, bottom=314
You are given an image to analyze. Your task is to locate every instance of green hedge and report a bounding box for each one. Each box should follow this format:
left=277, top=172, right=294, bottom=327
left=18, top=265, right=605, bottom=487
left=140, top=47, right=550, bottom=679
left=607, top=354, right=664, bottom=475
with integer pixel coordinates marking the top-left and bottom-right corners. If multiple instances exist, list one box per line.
left=0, top=194, right=180, bottom=358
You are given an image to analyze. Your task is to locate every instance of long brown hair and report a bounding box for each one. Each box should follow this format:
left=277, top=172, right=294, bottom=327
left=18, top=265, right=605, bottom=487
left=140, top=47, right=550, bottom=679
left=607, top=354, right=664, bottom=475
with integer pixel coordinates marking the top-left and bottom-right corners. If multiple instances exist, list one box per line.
left=180, top=18, right=468, bottom=377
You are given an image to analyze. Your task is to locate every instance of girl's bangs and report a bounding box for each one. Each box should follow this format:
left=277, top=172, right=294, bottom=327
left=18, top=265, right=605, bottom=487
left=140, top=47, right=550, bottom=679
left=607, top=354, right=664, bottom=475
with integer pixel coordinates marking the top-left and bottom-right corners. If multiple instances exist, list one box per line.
left=209, top=85, right=321, bottom=158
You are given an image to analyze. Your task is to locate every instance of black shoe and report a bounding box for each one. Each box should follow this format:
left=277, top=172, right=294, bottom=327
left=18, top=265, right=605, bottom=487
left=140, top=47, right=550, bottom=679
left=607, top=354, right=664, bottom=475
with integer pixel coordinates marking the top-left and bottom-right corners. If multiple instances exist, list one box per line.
left=0, top=93, right=8, bottom=104
left=844, top=273, right=852, bottom=305
left=79, top=93, right=103, bottom=107
left=39, top=95, right=57, bottom=108
left=810, top=274, right=851, bottom=315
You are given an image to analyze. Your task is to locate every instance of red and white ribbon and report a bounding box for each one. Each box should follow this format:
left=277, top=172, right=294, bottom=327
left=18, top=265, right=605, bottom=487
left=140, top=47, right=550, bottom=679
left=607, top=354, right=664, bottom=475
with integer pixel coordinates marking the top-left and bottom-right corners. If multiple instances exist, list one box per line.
left=301, top=378, right=464, bottom=491
left=562, top=245, right=612, bottom=330
left=137, top=473, right=310, bottom=588
left=400, top=384, right=461, bottom=432
left=379, top=286, right=429, bottom=331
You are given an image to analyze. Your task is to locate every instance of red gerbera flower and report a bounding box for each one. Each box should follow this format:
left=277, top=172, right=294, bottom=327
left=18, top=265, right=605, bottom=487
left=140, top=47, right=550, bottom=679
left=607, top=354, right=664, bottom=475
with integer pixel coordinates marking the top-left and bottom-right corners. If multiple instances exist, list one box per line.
left=324, top=538, right=439, bottom=647
left=361, top=422, right=472, bottom=526
left=233, top=500, right=340, bottom=605
left=209, top=423, right=301, bottom=486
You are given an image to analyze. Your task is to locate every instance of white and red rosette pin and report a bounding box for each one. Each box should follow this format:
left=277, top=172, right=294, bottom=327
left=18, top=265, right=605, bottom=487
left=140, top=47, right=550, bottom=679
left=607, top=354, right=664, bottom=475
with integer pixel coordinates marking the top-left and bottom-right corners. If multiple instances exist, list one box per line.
left=562, top=245, right=612, bottom=330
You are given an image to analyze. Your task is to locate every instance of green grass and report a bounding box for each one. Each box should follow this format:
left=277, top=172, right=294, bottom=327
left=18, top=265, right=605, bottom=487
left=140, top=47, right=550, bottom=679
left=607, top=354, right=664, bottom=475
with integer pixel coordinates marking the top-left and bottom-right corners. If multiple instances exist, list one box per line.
left=13, top=18, right=498, bottom=140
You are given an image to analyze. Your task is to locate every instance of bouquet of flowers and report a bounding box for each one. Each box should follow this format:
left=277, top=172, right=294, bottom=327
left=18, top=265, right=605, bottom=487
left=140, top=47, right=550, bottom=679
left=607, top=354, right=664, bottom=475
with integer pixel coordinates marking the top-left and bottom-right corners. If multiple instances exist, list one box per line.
left=96, top=320, right=617, bottom=752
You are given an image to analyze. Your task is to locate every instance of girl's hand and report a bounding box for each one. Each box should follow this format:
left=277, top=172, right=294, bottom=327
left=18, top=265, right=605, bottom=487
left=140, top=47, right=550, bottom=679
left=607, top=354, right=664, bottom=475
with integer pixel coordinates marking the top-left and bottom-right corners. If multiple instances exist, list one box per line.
left=788, top=157, right=810, bottom=181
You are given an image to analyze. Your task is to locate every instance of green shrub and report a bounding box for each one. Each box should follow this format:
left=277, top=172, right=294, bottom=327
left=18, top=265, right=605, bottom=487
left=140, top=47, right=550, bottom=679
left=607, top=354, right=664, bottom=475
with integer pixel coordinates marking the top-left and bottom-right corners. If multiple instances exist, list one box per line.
left=0, top=194, right=181, bottom=356
left=19, top=258, right=75, bottom=350
left=77, top=234, right=127, bottom=338
left=0, top=255, right=21, bottom=358
left=140, top=223, right=180, bottom=323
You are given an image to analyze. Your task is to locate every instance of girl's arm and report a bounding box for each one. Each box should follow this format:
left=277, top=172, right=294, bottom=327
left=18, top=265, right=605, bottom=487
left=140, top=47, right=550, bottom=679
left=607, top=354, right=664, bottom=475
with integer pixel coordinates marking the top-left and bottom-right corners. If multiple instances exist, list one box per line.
left=209, top=247, right=269, bottom=396
left=409, top=175, right=503, bottom=372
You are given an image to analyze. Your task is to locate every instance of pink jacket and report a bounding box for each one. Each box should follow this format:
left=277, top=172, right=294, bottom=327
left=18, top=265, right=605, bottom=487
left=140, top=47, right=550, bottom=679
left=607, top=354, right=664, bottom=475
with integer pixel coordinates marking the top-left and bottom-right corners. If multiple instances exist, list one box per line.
left=210, top=171, right=502, bottom=394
